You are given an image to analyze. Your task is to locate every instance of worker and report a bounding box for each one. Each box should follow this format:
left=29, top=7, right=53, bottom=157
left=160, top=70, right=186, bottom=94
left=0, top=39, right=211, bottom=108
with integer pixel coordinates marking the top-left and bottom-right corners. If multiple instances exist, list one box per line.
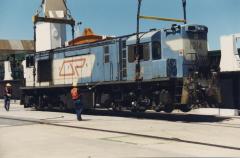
left=71, top=82, right=83, bottom=121
left=4, top=83, right=12, bottom=111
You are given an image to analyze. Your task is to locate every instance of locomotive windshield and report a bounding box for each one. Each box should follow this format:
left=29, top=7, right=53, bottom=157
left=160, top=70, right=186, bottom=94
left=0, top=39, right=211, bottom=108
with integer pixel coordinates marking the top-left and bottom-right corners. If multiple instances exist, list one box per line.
left=152, top=41, right=161, bottom=60
left=184, top=25, right=208, bottom=65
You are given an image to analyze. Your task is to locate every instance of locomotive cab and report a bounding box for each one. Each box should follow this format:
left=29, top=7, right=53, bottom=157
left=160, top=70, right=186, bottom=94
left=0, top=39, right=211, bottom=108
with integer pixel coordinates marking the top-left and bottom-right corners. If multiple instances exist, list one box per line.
left=126, top=30, right=177, bottom=81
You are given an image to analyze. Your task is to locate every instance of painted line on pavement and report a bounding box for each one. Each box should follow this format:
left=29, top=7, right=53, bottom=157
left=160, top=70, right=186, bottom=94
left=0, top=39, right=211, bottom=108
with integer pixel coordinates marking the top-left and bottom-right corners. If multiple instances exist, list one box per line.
left=0, top=115, right=240, bottom=151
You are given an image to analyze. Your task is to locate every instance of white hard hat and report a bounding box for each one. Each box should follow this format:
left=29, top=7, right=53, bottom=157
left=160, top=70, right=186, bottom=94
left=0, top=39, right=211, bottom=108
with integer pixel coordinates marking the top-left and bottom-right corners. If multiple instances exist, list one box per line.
left=72, top=82, right=78, bottom=87
left=6, top=83, right=12, bottom=87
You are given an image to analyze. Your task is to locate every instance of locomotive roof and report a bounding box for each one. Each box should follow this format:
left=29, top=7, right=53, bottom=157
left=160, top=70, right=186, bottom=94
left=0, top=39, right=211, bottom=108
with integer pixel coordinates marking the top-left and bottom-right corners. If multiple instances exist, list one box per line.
left=126, top=30, right=160, bottom=45
left=32, top=24, right=207, bottom=55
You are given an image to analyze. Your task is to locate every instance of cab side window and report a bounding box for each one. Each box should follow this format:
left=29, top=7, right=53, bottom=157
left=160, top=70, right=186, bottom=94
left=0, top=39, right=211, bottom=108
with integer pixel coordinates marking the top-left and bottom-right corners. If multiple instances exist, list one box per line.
left=26, top=55, right=35, bottom=67
left=104, top=46, right=110, bottom=63
left=128, top=43, right=150, bottom=63
left=152, top=41, right=161, bottom=60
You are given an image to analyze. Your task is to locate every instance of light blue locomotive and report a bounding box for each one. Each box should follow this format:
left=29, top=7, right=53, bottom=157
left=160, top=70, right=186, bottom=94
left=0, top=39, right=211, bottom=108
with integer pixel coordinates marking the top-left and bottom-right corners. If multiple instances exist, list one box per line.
left=22, top=23, right=220, bottom=112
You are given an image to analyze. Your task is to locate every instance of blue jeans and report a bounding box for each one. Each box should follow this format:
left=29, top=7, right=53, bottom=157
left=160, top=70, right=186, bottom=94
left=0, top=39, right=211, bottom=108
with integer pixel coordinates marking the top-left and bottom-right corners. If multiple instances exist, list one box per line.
left=73, top=99, right=83, bottom=119
left=4, top=96, right=10, bottom=111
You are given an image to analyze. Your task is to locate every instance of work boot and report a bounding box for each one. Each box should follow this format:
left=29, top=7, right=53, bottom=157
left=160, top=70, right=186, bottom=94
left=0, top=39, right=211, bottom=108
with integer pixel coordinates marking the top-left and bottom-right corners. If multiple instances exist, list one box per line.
left=77, top=116, right=82, bottom=121
left=5, top=106, right=9, bottom=111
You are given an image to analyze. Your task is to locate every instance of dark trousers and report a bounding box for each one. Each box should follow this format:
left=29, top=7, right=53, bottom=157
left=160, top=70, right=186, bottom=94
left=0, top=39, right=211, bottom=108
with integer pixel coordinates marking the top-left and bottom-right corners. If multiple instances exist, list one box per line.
left=73, top=99, right=83, bottom=120
left=4, top=96, right=10, bottom=111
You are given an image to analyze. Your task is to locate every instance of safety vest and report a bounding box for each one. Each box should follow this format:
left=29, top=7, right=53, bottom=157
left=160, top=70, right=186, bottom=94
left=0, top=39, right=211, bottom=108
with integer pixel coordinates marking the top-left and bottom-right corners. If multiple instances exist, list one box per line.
left=71, top=88, right=80, bottom=100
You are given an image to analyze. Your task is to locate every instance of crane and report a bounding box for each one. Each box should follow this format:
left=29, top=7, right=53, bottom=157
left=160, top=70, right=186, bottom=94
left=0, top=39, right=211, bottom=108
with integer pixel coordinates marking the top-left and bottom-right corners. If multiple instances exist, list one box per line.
left=135, top=0, right=187, bottom=81
left=33, top=0, right=75, bottom=29
left=32, top=0, right=76, bottom=87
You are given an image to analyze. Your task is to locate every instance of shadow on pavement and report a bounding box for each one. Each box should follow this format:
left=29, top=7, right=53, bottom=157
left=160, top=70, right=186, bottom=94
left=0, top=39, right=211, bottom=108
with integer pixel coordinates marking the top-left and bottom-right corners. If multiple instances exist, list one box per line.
left=83, top=109, right=231, bottom=123
left=33, top=108, right=231, bottom=123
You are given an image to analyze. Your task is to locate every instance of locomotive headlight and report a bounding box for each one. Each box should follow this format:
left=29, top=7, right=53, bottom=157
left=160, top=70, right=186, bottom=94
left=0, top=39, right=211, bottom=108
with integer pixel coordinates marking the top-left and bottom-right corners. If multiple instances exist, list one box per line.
left=131, top=102, right=136, bottom=106
left=129, top=92, right=134, bottom=96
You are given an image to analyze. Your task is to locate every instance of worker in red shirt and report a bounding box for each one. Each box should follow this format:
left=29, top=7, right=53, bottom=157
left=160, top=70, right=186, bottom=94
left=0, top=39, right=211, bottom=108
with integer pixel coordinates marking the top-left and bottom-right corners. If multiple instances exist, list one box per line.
left=4, top=83, right=12, bottom=111
left=71, top=82, right=83, bottom=121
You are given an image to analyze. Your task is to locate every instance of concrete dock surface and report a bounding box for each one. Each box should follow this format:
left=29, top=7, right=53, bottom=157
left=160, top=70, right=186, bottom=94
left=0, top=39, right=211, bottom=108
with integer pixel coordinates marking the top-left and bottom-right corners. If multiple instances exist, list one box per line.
left=0, top=103, right=240, bottom=157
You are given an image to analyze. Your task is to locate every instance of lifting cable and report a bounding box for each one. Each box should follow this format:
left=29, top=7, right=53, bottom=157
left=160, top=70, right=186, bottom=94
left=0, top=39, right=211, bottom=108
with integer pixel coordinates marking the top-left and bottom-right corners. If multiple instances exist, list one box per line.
left=136, top=0, right=142, bottom=82
left=63, top=0, right=73, bottom=19
left=35, top=0, right=45, bottom=16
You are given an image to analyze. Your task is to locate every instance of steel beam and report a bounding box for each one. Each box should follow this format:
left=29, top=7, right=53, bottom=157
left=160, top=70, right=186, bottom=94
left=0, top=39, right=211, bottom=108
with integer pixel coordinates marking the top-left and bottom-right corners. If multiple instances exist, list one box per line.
left=32, top=15, right=75, bottom=26
left=139, top=15, right=186, bottom=23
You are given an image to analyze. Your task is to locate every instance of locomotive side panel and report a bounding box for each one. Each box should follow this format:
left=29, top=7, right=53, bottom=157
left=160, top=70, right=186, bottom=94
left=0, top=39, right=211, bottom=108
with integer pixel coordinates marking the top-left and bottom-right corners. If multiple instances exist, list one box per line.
left=102, top=42, right=120, bottom=82
left=32, top=40, right=121, bottom=87
left=52, top=54, right=95, bottom=85
left=110, top=42, right=120, bottom=81
left=161, top=29, right=184, bottom=78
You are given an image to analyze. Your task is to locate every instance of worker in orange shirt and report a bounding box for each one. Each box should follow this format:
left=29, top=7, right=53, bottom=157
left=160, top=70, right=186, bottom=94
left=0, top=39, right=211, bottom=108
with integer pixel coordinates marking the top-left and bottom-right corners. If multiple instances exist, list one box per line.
left=71, top=82, right=83, bottom=121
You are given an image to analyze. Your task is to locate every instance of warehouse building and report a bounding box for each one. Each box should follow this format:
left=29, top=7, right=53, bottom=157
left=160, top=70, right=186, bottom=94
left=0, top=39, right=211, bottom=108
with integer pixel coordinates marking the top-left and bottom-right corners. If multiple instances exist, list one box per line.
left=0, top=39, right=34, bottom=99
left=209, top=49, right=240, bottom=110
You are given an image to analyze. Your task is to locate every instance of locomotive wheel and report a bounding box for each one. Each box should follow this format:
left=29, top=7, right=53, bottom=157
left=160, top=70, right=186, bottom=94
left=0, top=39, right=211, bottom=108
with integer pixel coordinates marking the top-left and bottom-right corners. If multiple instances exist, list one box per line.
left=160, top=90, right=174, bottom=113
left=163, top=104, right=174, bottom=113
left=35, top=104, right=44, bottom=111
left=111, top=102, right=122, bottom=112
left=59, top=101, right=66, bottom=111
left=47, top=104, right=53, bottom=110
left=180, top=104, right=193, bottom=113
left=154, top=104, right=163, bottom=112
left=103, top=98, right=112, bottom=109
left=155, top=107, right=161, bottom=112
left=131, top=108, right=138, bottom=112
left=138, top=106, right=147, bottom=112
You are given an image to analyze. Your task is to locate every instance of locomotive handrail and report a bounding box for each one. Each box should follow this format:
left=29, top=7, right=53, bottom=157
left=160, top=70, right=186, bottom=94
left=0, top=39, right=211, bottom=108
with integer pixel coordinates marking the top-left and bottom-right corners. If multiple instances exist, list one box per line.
left=110, top=62, right=114, bottom=81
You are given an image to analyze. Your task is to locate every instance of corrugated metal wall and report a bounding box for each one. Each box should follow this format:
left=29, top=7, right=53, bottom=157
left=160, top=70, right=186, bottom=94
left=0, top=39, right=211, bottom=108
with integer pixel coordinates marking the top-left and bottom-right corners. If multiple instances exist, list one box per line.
left=220, top=73, right=240, bottom=110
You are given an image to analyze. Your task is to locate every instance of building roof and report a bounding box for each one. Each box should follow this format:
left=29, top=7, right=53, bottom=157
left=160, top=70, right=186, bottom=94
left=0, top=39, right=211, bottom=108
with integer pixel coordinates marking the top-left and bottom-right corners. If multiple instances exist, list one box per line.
left=0, top=40, right=34, bottom=54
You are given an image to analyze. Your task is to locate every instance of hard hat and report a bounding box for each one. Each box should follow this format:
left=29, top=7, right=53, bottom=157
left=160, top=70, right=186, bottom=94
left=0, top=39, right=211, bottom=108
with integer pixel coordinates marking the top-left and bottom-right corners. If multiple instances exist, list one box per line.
left=72, top=82, right=78, bottom=87
left=6, top=83, right=12, bottom=87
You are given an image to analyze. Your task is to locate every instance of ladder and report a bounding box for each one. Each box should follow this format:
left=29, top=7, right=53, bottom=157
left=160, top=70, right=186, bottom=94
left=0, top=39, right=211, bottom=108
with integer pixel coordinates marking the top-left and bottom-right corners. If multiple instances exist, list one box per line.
left=174, top=80, right=183, bottom=105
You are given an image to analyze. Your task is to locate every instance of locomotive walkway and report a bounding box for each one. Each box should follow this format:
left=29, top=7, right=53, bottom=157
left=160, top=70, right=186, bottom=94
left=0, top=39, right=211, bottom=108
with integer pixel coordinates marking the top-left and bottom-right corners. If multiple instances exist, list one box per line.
left=0, top=103, right=240, bottom=157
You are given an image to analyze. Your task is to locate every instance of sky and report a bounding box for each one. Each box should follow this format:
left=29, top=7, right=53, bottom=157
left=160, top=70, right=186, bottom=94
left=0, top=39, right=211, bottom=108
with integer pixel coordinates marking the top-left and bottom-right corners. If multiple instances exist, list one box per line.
left=0, top=0, right=240, bottom=50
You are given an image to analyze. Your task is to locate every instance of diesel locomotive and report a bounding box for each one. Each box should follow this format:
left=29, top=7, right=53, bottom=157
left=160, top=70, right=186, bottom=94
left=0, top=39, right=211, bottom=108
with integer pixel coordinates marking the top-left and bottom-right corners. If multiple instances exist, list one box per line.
left=21, top=24, right=221, bottom=113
